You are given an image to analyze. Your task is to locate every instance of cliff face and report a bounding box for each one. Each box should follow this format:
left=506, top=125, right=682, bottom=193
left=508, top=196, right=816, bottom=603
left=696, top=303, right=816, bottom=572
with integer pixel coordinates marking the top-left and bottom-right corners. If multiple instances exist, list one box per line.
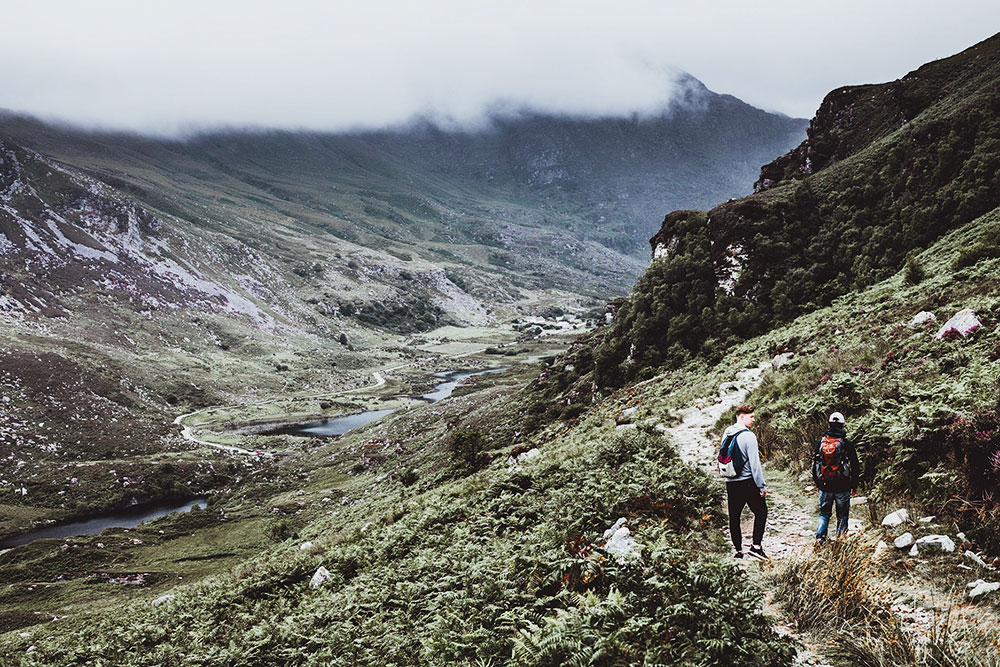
left=755, top=33, right=1000, bottom=192
left=609, top=32, right=1000, bottom=387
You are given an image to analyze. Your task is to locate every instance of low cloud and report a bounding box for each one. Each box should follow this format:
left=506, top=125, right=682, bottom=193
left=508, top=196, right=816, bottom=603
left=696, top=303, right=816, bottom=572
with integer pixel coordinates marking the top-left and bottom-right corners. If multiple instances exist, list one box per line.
left=2, top=1, right=999, bottom=136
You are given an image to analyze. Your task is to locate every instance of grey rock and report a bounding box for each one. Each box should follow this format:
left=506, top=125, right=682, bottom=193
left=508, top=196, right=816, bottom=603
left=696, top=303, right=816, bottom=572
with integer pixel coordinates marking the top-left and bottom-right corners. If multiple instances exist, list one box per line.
left=909, top=544, right=920, bottom=556
left=935, top=309, right=981, bottom=339
left=915, top=534, right=956, bottom=553
left=882, top=509, right=909, bottom=527
left=719, top=382, right=739, bottom=395
left=771, top=352, right=793, bottom=370
left=918, top=515, right=935, bottom=523
left=894, top=532, right=915, bottom=549
left=965, top=550, right=989, bottom=569
left=910, top=311, right=936, bottom=327
left=300, top=541, right=313, bottom=551
left=310, top=566, right=333, bottom=589
left=151, top=594, right=175, bottom=607
left=967, top=580, right=999, bottom=599
left=602, top=517, right=640, bottom=562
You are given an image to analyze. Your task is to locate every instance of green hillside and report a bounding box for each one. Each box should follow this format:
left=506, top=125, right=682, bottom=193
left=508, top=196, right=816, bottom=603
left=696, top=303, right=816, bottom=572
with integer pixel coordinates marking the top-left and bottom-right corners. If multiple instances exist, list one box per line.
left=594, top=33, right=1000, bottom=387
left=3, top=37, right=1000, bottom=667
left=4, top=199, right=998, bottom=667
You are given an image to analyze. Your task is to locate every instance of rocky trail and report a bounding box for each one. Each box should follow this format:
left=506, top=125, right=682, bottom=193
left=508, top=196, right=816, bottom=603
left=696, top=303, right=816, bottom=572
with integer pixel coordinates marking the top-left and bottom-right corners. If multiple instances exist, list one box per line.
left=666, top=361, right=1000, bottom=666
left=665, top=361, right=839, bottom=666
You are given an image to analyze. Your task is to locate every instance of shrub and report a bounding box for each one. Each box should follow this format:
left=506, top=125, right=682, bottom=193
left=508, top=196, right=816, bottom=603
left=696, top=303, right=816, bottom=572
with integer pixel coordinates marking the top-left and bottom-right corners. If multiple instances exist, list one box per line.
left=951, top=242, right=1000, bottom=270
left=904, top=252, right=926, bottom=285
left=449, top=427, right=488, bottom=473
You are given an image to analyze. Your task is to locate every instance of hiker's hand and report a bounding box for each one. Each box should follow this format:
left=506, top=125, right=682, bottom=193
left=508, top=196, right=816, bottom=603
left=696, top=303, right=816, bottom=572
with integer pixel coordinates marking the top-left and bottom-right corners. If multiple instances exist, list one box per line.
left=760, top=490, right=766, bottom=498
left=851, top=489, right=857, bottom=496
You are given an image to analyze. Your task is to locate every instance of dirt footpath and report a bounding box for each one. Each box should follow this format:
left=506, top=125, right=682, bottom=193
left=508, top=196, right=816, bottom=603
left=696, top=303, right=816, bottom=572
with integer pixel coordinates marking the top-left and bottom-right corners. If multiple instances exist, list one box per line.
left=665, top=361, right=835, bottom=666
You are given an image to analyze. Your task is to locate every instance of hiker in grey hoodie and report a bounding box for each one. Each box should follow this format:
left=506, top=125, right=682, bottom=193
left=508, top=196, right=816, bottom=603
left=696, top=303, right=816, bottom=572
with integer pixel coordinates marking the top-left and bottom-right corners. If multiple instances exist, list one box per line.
left=722, top=404, right=768, bottom=560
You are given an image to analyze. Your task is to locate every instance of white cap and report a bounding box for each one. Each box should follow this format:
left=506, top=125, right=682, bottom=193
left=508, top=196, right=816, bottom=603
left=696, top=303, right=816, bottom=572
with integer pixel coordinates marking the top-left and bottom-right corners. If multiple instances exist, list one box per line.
left=829, top=412, right=845, bottom=423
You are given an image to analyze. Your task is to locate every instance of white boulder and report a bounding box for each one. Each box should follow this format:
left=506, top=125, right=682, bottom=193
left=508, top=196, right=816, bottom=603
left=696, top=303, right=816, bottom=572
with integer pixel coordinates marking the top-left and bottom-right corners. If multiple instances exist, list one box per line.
left=507, top=448, right=541, bottom=468
left=935, top=309, right=981, bottom=339
left=965, top=550, right=989, bottom=569
left=771, top=353, right=793, bottom=370
left=309, top=566, right=333, bottom=589
left=151, top=594, right=175, bottom=607
left=909, top=544, right=920, bottom=557
left=300, top=541, right=313, bottom=551
left=915, top=535, right=956, bottom=553
left=602, top=518, right=640, bottom=562
left=967, top=580, right=1000, bottom=600
left=882, top=509, right=910, bottom=527
left=910, top=311, right=936, bottom=327
left=894, top=532, right=915, bottom=549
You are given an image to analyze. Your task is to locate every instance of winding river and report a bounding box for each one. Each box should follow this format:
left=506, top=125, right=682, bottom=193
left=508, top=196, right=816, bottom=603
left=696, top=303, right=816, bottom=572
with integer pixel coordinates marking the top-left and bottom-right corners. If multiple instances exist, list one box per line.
left=280, top=368, right=506, bottom=437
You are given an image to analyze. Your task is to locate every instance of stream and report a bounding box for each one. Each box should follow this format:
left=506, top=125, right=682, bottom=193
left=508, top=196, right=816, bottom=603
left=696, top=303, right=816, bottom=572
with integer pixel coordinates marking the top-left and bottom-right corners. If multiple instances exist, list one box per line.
left=278, top=368, right=506, bottom=437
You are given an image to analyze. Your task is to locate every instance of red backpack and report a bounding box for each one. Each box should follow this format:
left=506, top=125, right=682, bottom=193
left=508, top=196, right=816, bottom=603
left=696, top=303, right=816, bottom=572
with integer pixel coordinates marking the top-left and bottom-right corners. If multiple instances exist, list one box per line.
left=815, top=435, right=850, bottom=483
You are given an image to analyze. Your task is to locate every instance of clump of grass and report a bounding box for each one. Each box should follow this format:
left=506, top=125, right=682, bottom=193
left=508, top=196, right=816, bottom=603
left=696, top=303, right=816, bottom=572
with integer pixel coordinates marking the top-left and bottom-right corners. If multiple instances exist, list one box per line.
left=769, top=535, right=1000, bottom=667
left=769, top=534, right=901, bottom=633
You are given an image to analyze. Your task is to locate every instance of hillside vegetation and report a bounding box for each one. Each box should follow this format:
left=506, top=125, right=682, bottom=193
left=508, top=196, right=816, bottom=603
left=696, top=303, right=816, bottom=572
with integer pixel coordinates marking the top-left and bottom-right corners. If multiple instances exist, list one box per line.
left=594, top=33, right=1000, bottom=386
left=4, top=36, right=1000, bottom=667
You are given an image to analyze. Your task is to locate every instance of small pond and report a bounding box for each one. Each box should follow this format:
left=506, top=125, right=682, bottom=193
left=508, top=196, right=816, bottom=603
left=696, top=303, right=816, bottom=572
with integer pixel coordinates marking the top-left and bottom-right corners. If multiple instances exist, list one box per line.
left=0, top=497, right=208, bottom=549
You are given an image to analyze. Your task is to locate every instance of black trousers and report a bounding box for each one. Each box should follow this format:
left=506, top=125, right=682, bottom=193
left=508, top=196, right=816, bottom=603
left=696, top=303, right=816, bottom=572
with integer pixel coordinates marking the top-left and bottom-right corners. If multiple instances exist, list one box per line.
left=726, top=478, right=767, bottom=551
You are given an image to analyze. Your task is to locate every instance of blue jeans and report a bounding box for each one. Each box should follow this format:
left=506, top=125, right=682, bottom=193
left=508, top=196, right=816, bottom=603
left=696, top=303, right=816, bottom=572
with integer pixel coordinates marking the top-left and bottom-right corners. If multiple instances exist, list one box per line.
left=816, top=490, right=851, bottom=539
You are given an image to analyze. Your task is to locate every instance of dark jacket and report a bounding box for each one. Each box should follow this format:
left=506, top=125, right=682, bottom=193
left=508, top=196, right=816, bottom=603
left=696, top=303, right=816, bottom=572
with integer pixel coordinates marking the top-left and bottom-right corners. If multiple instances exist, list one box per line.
left=811, top=425, right=860, bottom=492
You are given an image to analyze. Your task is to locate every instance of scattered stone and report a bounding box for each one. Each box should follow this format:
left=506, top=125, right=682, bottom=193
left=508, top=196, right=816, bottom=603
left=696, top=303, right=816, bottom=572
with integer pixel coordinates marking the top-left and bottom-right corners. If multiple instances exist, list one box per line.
left=506, top=448, right=541, bottom=467
left=602, top=518, right=640, bottom=562
left=151, top=594, right=175, bottom=607
left=935, top=308, right=981, bottom=339
left=909, top=544, right=920, bottom=557
left=874, top=541, right=890, bottom=558
left=956, top=532, right=968, bottom=543
left=309, top=566, right=333, bottom=589
left=300, top=542, right=313, bottom=551
left=910, top=311, right=936, bottom=327
left=851, top=495, right=868, bottom=506
left=847, top=518, right=863, bottom=532
left=918, top=516, right=935, bottom=523
left=719, top=382, right=739, bottom=395
left=965, top=550, right=989, bottom=569
left=894, top=532, right=915, bottom=549
left=967, top=580, right=1000, bottom=600
left=882, top=509, right=909, bottom=527
left=915, top=535, right=956, bottom=553
left=771, top=352, right=793, bottom=370
left=614, top=423, right=636, bottom=432
left=620, top=406, right=638, bottom=419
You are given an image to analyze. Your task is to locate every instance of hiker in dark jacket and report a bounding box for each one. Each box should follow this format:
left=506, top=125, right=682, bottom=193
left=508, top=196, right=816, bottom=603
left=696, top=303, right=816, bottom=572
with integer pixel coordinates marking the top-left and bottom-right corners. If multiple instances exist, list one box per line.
left=813, top=411, right=860, bottom=542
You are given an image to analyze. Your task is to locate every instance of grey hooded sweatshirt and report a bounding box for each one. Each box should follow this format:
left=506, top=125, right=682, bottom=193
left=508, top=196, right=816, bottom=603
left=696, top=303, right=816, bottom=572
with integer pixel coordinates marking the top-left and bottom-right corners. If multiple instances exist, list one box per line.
left=721, top=423, right=766, bottom=491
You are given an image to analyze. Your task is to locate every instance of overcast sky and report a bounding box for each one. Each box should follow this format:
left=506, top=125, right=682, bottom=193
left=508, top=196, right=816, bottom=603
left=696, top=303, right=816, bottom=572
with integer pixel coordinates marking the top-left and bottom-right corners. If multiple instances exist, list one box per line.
left=2, top=1, right=999, bottom=136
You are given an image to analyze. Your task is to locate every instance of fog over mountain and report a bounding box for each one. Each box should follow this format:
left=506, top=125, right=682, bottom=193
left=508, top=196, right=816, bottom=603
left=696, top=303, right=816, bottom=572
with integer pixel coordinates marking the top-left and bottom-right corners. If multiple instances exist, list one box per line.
left=2, top=1, right=1000, bottom=135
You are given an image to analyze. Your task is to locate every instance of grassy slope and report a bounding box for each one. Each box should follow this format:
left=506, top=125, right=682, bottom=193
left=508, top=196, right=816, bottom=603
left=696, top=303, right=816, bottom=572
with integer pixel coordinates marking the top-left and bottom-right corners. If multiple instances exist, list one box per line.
left=6, top=200, right=999, bottom=667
